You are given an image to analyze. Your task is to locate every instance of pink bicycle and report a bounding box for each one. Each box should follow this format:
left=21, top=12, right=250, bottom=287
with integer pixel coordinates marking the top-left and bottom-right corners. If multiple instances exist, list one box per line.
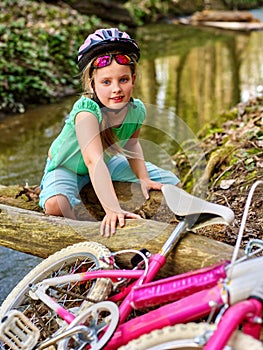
left=0, top=181, right=262, bottom=350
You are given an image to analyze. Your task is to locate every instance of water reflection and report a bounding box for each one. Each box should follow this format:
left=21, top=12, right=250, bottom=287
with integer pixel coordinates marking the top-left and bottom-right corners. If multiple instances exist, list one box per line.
left=0, top=97, right=77, bottom=185
left=136, top=26, right=263, bottom=132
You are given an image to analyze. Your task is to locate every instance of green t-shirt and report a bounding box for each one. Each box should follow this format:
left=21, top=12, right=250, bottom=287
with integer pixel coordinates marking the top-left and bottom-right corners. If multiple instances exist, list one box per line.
left=47, top=96, right=146, bottom=175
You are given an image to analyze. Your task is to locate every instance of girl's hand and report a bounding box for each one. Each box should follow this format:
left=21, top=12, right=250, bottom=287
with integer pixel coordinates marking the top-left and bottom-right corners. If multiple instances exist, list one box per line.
left=140, top=179, right=163, bottom=200
left=100, top=210, right=141, bottom=237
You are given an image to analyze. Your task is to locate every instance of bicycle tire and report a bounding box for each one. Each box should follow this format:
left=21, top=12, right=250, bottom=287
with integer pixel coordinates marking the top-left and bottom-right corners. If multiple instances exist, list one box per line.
left=118, top=322, right=263, bottom=350
left=0, top=241, right=112, bottom=349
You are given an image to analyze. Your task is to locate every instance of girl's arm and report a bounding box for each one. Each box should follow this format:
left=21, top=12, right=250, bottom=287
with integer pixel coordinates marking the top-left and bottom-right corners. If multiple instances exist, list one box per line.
left=76, top=112, right=140, bottom=237
left=125, top=129, right=163, bottom=199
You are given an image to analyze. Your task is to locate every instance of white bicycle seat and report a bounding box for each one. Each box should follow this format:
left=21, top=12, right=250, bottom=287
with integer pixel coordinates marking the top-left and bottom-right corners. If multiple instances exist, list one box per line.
left=162, top=185, right=234, bottom=227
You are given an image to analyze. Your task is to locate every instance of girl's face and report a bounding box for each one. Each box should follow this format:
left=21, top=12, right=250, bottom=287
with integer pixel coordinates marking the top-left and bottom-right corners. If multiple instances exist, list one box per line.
left=91, top=59, right=136, bottom=110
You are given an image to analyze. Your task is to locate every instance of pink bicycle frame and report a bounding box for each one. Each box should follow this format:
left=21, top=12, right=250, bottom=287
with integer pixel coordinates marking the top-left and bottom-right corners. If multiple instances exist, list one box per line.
left=16, top=254, right=263, bottom=350
left=106, top=284, right=224, bottom=349
left=32, top=259, right=228, bottom=349
left=106, top=287, right=263, bottom=349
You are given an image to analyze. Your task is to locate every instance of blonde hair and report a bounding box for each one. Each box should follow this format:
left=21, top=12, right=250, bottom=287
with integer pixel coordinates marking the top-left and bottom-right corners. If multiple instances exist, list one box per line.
left=81, top=53, right=138, bottom=156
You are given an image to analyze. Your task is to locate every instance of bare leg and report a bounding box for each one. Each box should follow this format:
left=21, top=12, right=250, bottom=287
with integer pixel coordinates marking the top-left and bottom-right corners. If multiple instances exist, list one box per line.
left=44, top=195, right=76, bottom=219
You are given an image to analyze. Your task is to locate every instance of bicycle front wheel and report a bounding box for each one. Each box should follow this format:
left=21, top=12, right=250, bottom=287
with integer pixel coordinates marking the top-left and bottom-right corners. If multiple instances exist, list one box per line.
left=0, top=241, right=112, bottom=348
left=119, top=323, right=263, bottom=350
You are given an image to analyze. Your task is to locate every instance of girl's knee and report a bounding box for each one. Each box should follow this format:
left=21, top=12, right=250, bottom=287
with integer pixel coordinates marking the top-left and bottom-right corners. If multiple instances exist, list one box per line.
left=44, top=195, right=74, bottom=218
left=44, top=196, right=63, bottom=216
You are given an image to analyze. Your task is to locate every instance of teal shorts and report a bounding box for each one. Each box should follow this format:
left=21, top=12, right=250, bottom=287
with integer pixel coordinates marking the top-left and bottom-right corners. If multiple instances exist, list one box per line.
left=39, top=155, right=179, bottom=210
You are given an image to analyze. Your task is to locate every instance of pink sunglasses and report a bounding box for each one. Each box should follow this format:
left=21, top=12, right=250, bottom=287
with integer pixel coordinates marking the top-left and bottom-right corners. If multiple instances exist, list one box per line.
left=91, top=54, right=134, bottom=68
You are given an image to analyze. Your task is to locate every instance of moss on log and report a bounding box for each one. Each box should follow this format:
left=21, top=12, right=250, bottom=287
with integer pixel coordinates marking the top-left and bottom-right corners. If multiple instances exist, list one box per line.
left=0, top=182, right=176, bottom=222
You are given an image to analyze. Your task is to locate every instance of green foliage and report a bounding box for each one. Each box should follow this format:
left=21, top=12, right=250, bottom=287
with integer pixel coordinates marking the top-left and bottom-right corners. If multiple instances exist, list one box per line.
left=222, top=0, right=261, bottom=10
left=0, top=0, right=104, bottom=114
left=125, top=0, right=172, bottom=25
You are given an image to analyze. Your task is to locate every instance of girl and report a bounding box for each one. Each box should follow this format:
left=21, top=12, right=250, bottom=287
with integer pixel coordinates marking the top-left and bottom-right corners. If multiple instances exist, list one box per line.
left=39, top=28, right=180, bottom=237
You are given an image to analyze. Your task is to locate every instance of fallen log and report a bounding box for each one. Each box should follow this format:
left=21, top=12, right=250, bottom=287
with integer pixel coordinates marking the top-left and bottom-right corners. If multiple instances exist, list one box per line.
left=190, top=10, right=260, bottom=23
left=0, top=182, right=174, bottom=222
left=0, top=182, right=239, bottom=278
left=179, top=10, right=263, bottom=32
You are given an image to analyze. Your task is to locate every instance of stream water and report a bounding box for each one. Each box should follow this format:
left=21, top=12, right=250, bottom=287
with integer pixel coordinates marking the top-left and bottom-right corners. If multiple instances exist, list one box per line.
left=1, top=18, right=263, bottom=303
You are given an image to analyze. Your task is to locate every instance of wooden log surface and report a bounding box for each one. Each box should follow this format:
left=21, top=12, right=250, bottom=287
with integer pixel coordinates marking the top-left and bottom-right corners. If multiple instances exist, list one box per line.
left=0, top=201, right=237, bottom=278
left=190, top=10, right=260, bottom=23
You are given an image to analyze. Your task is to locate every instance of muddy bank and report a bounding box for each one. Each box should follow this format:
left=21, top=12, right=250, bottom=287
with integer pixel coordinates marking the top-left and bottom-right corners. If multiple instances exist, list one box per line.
left=174, top=97, right=263, bottom=247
